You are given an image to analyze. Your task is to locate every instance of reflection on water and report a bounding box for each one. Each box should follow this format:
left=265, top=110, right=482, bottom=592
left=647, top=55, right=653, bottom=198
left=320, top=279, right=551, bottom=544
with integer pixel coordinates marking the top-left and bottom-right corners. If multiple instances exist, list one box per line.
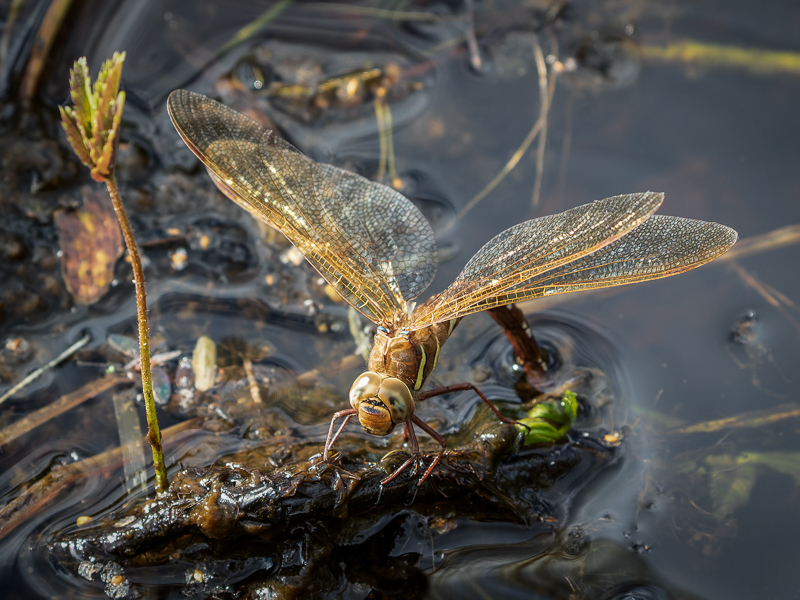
left=429, top=533, right=704, bottom=600
left=1, top=0, right=799, bottom=598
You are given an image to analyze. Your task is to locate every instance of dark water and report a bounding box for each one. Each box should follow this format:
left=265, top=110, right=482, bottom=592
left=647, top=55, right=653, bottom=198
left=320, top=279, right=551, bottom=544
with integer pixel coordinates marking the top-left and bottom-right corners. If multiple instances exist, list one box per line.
left=1, top=0, right=799, bottom=598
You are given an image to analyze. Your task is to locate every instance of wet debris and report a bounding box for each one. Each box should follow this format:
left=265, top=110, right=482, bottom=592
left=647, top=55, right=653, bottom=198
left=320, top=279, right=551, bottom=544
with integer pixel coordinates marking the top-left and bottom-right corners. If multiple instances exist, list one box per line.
left=54, top=185, right=123, bottom=305
left=726, top=308, right=782, bottom=389
left=78, top=560, right=137, bottom=599
left=0, top=336, right=32, bottom=366
left=105, top=333, right=177, bottom=406
left=192, top=335, right=218, bottom=392
left=233, top=42, right=425, bottom=126
left=52, top=424, right=618, bottom=597
left=730, top=310, right=760, bottom=346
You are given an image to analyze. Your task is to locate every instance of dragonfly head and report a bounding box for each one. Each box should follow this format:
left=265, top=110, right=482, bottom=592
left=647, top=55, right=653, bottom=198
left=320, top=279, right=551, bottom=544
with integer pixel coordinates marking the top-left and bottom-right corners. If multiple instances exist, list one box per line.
left=349, top=372, right=414, bottom=436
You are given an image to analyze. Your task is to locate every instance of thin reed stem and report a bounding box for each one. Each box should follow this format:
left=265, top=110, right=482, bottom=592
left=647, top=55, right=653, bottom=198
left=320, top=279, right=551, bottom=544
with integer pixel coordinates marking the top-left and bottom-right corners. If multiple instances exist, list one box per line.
left=105, top=175, right=167, bottom=493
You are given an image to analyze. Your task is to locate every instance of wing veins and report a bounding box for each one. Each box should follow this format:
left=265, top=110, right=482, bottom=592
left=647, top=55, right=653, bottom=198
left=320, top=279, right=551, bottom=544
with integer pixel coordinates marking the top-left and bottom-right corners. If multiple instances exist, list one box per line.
left=412, top=213, right=736, bottom=324
left=212, top=137, right=393, bottom=321
left=168, top=90, right=437, bottom=325
left=411, top=194, right=665, bottom=328
left=307, top=168, right=407, bottom=315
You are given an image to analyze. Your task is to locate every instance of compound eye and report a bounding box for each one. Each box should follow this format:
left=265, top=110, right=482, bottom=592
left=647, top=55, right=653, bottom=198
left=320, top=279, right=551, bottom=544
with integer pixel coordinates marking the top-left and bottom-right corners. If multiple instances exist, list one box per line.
left=349, top=372, right=382, bottom=409
left=378, top=377, right=414, bottom=423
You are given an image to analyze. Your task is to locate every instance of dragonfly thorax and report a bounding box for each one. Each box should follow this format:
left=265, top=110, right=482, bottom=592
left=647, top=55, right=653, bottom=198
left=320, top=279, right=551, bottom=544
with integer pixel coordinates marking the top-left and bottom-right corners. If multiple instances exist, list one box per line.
left=367, top=320, right=459, bottom=393
left=349, top=372, right=414, bottom=435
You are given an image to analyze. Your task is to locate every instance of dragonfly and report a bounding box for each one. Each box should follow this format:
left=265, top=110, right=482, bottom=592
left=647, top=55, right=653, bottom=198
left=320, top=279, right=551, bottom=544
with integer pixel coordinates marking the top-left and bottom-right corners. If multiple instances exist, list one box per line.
left=167, top=89, right=737, bottom=485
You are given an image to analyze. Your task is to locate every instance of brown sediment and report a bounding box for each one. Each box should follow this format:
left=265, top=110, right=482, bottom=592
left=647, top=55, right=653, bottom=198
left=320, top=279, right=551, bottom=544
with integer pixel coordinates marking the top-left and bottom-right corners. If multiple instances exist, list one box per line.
left=52, top=425, right=617, bottom=563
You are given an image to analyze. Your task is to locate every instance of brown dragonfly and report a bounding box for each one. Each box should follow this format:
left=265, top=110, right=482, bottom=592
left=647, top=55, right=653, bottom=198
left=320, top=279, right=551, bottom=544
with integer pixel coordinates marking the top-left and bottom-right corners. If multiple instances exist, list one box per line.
left=167, top=90, right=737, bottom=484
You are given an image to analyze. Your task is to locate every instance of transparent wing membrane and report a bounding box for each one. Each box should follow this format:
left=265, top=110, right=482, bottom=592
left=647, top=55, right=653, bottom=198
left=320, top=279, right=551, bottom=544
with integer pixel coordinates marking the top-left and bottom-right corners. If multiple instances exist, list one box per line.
left=412, top=195, right=737, bottom=328
left=167, top=89, right=437, bottom=325
left=168, top=91, right=737, bottom=334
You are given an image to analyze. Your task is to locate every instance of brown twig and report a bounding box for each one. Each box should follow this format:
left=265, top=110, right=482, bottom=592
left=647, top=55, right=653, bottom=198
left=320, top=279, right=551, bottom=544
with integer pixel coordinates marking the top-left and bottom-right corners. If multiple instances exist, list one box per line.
left=0, top=418, right=202, bottom=540
left=19, top=0, right=76, bottom=101
left=0, top=374, right=127, bottom=447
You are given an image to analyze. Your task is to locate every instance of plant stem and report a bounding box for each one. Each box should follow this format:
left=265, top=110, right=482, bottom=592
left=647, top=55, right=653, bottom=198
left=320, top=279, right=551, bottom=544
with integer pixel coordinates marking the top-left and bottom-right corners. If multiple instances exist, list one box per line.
left=105, top=174, right=168, bottom=493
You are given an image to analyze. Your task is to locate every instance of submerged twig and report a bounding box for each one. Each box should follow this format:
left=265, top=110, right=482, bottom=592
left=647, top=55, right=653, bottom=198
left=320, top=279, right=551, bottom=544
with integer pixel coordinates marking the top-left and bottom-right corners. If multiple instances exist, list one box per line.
left=0, top=0, right=25, bottom=77
left=464, top=0, right=482, bottom=71
left=0, top=375, right=127, bottom=447
left=305, top=3, right=443, bottom=22
left=424, top=34, right=468, bottom=58
left=640, top=40, right=800, bottom=77
left=669, top=403, right=800, bottom=434
left=721, top=225, right=800, bottom=332
left=730, top=262, right=800, bottom=334
left=458, top=34, right=557, bottom=219
left=375, top=91, right=388, bottom=182
left=113, top=392, right=147, bottom=494
left=0, top=334, right=91, bottom=405
left=18, top=0, right=76, bottom=101
left=531, top=34, right=550, bottom=207
left=385, top=97, right=397, bottom=185
left=0, top=418, right=201, bottom=541
left=217, top=0, right=294, bottom=56
left=294, top=353, right=364, bottom=387
left=556, top=93, right=574, bottom=202
left=375, top=88, right=398, bottom=186
left=718, top=224, right=800, bottom=262
left=243, top=358, right=263, bottom=404
left=514, top=224, right=798, bottom=314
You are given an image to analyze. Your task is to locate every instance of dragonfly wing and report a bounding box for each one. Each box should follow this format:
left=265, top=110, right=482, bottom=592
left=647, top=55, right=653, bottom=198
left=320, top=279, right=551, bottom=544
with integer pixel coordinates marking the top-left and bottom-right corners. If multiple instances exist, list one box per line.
left=167, top=89, right=437, bottom=325
left=312, top=163, right=438, bottom=310
left=505, top=214, right=738, bottom=296
left=412, top=193, right=735, bottom=328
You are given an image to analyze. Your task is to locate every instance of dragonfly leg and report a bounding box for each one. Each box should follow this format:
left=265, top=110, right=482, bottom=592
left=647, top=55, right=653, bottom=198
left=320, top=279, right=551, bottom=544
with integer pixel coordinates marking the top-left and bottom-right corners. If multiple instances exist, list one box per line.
left=411, top=416, right=446, bottom=485
left=380, top=417, right=447, bottom=486
left=418, top=382, right=530, bottom=431
left=487, top=304, right=548, bottom=390
left=380, top=422, right=421, bottom=485
left=323, top=408, right=357, bottom=461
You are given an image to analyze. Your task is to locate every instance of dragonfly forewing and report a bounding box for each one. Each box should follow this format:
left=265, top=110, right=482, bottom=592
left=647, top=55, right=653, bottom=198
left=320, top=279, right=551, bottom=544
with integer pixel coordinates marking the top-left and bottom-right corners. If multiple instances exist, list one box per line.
left=167, top=89, right=438, bottom=326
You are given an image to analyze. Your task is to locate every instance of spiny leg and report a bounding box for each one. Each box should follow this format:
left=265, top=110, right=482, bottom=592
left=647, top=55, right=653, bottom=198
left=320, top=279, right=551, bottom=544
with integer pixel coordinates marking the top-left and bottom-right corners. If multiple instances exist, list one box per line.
left=418, top=382, right=530, bottom=431
left=411, top=416, right=446, bottom=484
left=380, top=421, right=421, bottom=485
left=323, top=408, right=357, bottom=461
left=380, top=416, right=447, bottom=487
